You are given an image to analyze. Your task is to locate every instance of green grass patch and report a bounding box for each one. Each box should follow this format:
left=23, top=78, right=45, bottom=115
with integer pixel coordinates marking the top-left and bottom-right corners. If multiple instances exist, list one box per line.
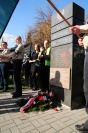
left=0, top=75, right=29, bottom=93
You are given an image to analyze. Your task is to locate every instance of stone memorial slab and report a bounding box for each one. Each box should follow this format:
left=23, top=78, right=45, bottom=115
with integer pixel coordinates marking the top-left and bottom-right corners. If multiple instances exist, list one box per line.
left=51, top=18, right=84, bottom=34
left=51, top=35, right=72, bottom=47
left=52, top=2, right=84, bottom=26
left=50, top=68, right=70, bottom=89
left=51, top=27, right=71, bottom=40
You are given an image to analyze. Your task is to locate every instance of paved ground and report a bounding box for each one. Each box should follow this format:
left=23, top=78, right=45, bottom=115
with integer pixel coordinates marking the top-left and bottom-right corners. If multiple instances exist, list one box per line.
left=0, top=90, right=88, bottom=133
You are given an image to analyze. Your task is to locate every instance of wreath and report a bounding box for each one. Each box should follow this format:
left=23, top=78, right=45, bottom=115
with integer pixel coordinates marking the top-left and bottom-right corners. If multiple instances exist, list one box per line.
left=17, top=91, right=62, bottom=112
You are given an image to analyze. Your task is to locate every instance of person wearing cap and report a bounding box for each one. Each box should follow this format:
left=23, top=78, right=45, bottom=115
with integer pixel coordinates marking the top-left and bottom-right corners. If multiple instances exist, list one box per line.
left=70, top=24, right=88, bottom=132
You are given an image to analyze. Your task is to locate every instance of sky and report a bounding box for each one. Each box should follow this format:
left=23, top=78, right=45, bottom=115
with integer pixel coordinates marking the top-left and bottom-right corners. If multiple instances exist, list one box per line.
left=2, top=0, right=88, bottom=48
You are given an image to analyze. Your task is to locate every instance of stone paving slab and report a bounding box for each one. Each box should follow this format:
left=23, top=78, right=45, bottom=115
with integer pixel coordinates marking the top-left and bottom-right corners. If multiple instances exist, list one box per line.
left=0, top=90, right=88, bottom=133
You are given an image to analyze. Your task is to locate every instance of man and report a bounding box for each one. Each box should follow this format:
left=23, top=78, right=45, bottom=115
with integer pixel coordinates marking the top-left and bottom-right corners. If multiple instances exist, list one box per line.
left=0, top=42, right=10, bottom=91
left=70, top=24, right=88, bottom=132
left=10, top=36, right=24, bottom=98
left=44, top=40, right=51, bottom=93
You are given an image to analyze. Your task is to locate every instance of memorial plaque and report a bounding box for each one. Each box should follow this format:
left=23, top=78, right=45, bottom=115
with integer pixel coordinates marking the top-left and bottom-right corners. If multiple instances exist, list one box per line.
left=50, top=68, right=70, bottom=89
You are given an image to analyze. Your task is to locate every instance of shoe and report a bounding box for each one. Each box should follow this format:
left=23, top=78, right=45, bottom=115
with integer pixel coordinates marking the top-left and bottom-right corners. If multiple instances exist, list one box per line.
left=12, top=93, right=22, bottom=98
left=75, top=124, right=88, bottom=132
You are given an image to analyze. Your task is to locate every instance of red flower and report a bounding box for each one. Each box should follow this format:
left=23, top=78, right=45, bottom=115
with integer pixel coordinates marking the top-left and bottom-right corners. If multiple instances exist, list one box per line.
left=38, top=96, right=44, bottom=101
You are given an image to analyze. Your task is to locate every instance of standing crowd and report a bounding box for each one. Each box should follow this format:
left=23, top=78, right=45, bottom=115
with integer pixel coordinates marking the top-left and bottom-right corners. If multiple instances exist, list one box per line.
left=0, top=36, right=51, bottom=98
left=23, top=39, right=51, bottom=93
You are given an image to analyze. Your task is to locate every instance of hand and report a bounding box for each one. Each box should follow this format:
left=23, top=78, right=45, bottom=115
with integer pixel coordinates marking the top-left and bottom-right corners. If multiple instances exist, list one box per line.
left=29, top=60, right=35, bottom=63
left=70, top=25, right=81, bottom=34
left=0, top=55, right=9, bottom=59
left=7, top=52, right=15, bottom=58
left=38, top=54, right=43, bottom=59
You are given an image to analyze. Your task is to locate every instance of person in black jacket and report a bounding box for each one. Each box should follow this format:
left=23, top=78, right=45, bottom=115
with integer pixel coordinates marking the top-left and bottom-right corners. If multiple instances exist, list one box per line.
left=23, top=42, right=35, bottom=87
left=29, top=44, right=40, bottom=91
left=38, top=46, right=45, bottom=91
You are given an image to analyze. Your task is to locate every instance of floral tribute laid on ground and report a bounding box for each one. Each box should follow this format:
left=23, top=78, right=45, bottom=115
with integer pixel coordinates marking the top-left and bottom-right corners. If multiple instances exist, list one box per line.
left=17, top=91, right=62, bottom=113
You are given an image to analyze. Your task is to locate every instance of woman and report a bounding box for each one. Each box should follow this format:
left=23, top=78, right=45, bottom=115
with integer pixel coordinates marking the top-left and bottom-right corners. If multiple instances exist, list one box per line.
left=29, top=44, right=40, bottom=90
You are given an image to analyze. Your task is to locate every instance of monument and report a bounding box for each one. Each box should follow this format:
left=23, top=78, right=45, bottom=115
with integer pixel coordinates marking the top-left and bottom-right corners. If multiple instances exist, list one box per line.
left=50, top=2, right=85, bottom=109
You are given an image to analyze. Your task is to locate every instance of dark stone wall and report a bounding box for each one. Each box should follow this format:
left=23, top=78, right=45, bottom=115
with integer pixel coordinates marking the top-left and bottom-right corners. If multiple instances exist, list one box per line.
left=51, top=2, right=85, bottom=109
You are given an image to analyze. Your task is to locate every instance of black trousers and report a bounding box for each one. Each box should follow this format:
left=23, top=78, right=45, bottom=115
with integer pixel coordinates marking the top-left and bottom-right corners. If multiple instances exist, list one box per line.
left=30, top=71, right=38, bottom=90
left=13, top=60, right=22, bottom=95
left=39, top=65, right=46, bottom=91
left=24, top=62, right=31, bottom=86
left=44, top=66, right=50, bottom=92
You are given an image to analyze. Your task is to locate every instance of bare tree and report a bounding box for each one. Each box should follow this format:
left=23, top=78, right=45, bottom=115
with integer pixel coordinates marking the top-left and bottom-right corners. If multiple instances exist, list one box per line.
left=35, top=4, right=53, bottom=22
left=26, top=4, right=53, bottom=45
